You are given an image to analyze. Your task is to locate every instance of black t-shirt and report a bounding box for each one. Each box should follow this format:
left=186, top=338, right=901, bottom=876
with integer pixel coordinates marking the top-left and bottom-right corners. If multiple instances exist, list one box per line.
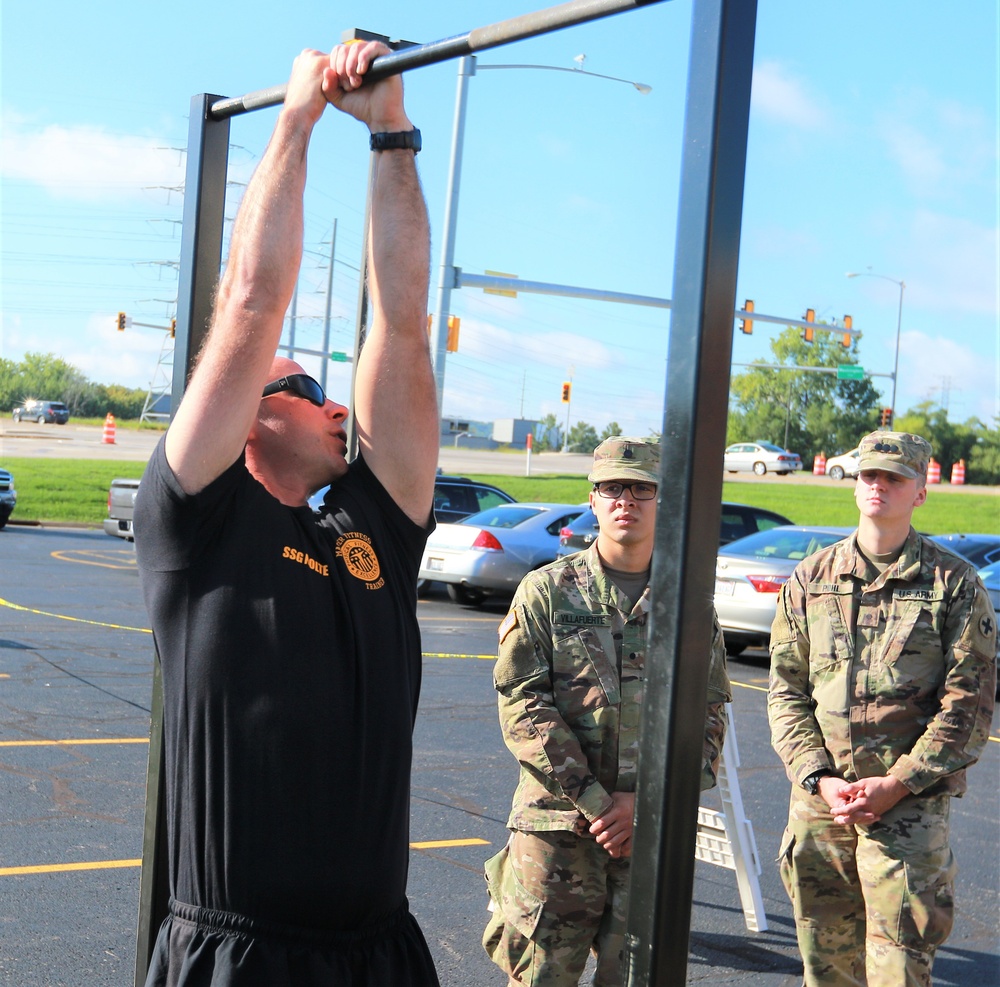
left=134, top=438, right=432, bottom=931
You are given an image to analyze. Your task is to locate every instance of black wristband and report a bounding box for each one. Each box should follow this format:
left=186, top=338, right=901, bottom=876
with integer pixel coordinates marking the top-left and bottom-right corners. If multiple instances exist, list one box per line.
left=369, top=129, right=421, bottom=154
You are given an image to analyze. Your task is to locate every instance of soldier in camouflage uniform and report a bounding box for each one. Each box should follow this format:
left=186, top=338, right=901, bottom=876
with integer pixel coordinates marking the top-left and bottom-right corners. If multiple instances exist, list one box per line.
left=483, top=436, right=732, bottom=986
left=768, top=430, right=997, bottom=987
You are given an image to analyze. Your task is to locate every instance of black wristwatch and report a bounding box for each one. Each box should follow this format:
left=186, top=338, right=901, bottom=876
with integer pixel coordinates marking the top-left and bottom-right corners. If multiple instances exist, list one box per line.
left=802, top=770, right=831, bottom=796
left=369, top=128, right=421, bottom=154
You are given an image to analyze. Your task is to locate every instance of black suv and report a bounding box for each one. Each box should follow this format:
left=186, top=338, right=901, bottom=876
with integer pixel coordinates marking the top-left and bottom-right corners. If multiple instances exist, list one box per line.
left=308, top=473, right=515, bottom=523
left=12, top=399, right=70, bottom=424
left=557, top=501, right=792, bottom=558
left=431, top=475, right=515, bottom=524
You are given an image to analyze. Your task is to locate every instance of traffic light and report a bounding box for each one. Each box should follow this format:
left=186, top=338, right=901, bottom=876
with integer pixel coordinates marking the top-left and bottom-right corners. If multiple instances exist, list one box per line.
left=170, top=318, right=177, bottom=339
left=117, top=312, right=127, bottom=331
left=841, top=315, right=852, bottom=348
left=880, top=407, right=893, bottom=428
left=561, top=382, right=572, bottom=403
left=802, top=308, right=815, bottom=343
left=739, top=299, right=754, bottom=335
left=446, top=315, right=460, bottom=353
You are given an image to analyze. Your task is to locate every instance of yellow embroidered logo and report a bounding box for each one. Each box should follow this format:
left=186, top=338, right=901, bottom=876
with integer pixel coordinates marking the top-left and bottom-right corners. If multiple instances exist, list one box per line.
left=335, top=532, right=384, bottom=590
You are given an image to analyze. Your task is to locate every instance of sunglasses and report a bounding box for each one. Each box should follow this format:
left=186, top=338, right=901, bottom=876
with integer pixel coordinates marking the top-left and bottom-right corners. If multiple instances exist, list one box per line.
left=261, top=373, right=326, bottom=407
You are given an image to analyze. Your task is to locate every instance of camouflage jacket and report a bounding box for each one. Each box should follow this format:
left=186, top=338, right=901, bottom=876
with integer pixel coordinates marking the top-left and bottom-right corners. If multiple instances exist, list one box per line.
left=768, top=529, right=997, bottom=797
left=495, top=543, right=732, bottom=833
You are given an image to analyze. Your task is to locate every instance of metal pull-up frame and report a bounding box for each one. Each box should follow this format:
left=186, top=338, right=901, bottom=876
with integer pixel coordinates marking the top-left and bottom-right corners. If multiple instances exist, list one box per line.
left=136, top=1, right=758, bottom=984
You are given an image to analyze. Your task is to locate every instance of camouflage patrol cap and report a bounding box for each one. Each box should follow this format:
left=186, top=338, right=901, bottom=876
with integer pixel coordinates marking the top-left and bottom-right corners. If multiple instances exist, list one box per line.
left=856, top=430, right=932, bottom=479
left=588, top=436, right=660, bottom=484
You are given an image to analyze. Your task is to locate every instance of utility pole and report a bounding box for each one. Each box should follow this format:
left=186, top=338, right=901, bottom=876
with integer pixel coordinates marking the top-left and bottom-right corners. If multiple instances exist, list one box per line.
left=320, top=218, right=338, bottom=392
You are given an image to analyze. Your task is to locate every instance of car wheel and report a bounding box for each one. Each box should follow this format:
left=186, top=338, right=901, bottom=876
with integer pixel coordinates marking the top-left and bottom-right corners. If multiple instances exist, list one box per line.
left=447, top=584, right=486, bottom=606
left=724, top=641, right=746, bottom=657
left=37, top=415, right=46, bottom=424
left=12, top=412, right=20, bottom=422
left=415, top=579, right=431, bottom=597
left=829, top=465, right=845, bottom=481
left=753, top=461, right=767, bottom=476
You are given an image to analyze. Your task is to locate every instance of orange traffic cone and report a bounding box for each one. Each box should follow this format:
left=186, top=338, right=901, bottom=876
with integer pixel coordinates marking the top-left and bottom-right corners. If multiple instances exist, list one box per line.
left=102, top=413, right=116, bottom=445
left=926, top=457, right=941, bottom=484
left=950, top=459, right=966, bottom=485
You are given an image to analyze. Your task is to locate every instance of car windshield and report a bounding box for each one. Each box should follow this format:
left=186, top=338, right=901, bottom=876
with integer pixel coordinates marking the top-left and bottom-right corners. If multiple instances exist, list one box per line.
left=722, top=527, right=849, bottom=561
left=461, top=505, right=545, bottom=529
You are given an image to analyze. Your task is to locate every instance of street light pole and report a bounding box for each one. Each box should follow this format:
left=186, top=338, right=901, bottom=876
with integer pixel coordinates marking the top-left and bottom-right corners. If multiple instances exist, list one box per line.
left=431, top=56, right=652, bottom=414
left=846, top=269, right=905, bottom=417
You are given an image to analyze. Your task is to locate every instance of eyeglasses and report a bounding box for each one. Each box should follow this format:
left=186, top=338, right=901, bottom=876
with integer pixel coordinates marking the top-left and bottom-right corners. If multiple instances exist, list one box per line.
left=261, top=373, right=326, bottom=407
left=593, top=481, right=658, bottom=501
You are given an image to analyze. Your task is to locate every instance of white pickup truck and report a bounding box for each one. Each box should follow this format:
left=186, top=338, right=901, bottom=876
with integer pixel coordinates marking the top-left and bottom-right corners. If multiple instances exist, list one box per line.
left=104, top=477, right=141, bottom=541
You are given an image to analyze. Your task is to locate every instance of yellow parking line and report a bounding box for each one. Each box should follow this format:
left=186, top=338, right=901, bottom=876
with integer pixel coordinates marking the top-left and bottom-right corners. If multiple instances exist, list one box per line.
left=2, top=840, right=492, bottom=877
left=410, top=838, right=490, bottom=850
left=0, top=596, right=151, bottom=633
left=0, top=859, right=142, bottom=877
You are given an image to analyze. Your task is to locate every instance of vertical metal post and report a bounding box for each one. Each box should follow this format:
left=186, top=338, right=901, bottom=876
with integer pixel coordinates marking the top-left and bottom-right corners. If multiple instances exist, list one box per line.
left=624, top=0, right=758, bottom=983
left=431, top=55, right=475, bottom=412
left=320, top=218, right=339, bottom=392
left=135, top=93, right=230, bottom=987
left=346, top=154, right=377, bottom=462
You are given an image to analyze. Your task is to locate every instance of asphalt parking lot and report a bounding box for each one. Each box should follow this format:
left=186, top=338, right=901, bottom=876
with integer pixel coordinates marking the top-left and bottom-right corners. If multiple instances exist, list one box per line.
left=2, top=524, right=998, bottom=986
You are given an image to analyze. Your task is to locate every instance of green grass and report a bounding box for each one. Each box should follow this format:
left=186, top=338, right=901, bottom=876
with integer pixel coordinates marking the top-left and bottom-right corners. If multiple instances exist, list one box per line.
left=5, top=458, right=146, bottom=525
left=5, top=460, right=998, bottom=534
left=471, top=474, right=1000, bottom=535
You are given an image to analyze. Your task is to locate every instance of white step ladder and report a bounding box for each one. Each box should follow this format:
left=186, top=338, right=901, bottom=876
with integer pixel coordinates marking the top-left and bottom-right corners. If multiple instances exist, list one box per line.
left=695, top=703, right=768, bottom=932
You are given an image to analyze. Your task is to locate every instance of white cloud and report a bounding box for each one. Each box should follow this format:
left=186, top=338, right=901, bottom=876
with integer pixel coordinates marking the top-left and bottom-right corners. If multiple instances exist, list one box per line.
left=1, top=114, right=186, bottom=201
left=904, top=210, right=999, bottom=317
left=751, top=61, right=830, bottom=130
left=876, top=93, right=997, bottom=201
left=898, top=329, right=999, bottom=423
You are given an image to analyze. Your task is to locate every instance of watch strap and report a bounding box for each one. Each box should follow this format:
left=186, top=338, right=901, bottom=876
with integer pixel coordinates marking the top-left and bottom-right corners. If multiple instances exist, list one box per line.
left=369, top=128, right=421, bottom=154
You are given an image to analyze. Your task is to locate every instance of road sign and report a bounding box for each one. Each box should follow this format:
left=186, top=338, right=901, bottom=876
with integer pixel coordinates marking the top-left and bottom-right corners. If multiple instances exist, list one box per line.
left=837, top=364, right=865, bottom=381
left=329, top=351, right=350, bottom=362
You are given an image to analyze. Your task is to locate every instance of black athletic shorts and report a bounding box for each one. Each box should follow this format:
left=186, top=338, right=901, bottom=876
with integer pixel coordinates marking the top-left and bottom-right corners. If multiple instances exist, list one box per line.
left=144, top=897, right=440, bottom=987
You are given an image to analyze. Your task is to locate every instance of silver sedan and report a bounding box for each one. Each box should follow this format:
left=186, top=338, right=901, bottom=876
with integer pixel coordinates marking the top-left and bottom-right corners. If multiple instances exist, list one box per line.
left=419, top=502, right=588, bottom=606
left=723, top=441, right=803, bottom=476
left=714, top=525, right=852, bottom=655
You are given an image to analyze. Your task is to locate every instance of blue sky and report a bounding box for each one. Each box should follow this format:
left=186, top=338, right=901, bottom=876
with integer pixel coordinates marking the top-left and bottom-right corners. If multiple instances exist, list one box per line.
left=2, top=1, right=997, bottom=439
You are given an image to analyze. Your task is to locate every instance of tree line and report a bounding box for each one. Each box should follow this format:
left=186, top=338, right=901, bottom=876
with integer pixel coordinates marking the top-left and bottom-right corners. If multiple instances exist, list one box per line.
left=1, top=352, right=149, bottom=420
left=6, top=348, right=997, bottom=484
left=538, top=327, right=999, bottom=484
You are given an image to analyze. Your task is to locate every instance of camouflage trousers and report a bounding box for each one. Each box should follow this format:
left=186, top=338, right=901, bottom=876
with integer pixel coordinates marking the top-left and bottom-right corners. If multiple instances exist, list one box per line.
left=778, top=788, right=956, bottom=987
left=482, top=829, right=631, bottom=986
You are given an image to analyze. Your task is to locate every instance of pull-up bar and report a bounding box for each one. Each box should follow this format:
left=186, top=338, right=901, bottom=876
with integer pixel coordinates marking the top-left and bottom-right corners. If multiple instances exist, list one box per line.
left=210, top=0, right=668, bottom=118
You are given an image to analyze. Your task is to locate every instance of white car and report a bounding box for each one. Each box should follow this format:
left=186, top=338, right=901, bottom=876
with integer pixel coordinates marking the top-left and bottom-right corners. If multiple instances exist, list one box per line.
left=723, top=441, right=802, bottom=476
left=825, top=447, right=860, bottom=480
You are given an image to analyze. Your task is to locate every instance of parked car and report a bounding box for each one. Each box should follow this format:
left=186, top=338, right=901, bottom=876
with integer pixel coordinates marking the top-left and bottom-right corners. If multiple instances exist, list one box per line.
left=825, top=447, right=860, bottom=480
left=928, top=534, right=1000, bottom=570
left=308, top=473, right=515, bottom=524
left=723, top=441, right=802, bottom=476
left=11, top=399, right=70, bottom=424
left=556, top=501, right=793, bottom=559
left=714, top=525, right=853, bottom=655
left=430, top=475, right=516, bottom=524
left=0, top=467, right=16, bottom=529
left=103, top=477, right=141, bottom=541
left=419, top=502, right=588, bottom=605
